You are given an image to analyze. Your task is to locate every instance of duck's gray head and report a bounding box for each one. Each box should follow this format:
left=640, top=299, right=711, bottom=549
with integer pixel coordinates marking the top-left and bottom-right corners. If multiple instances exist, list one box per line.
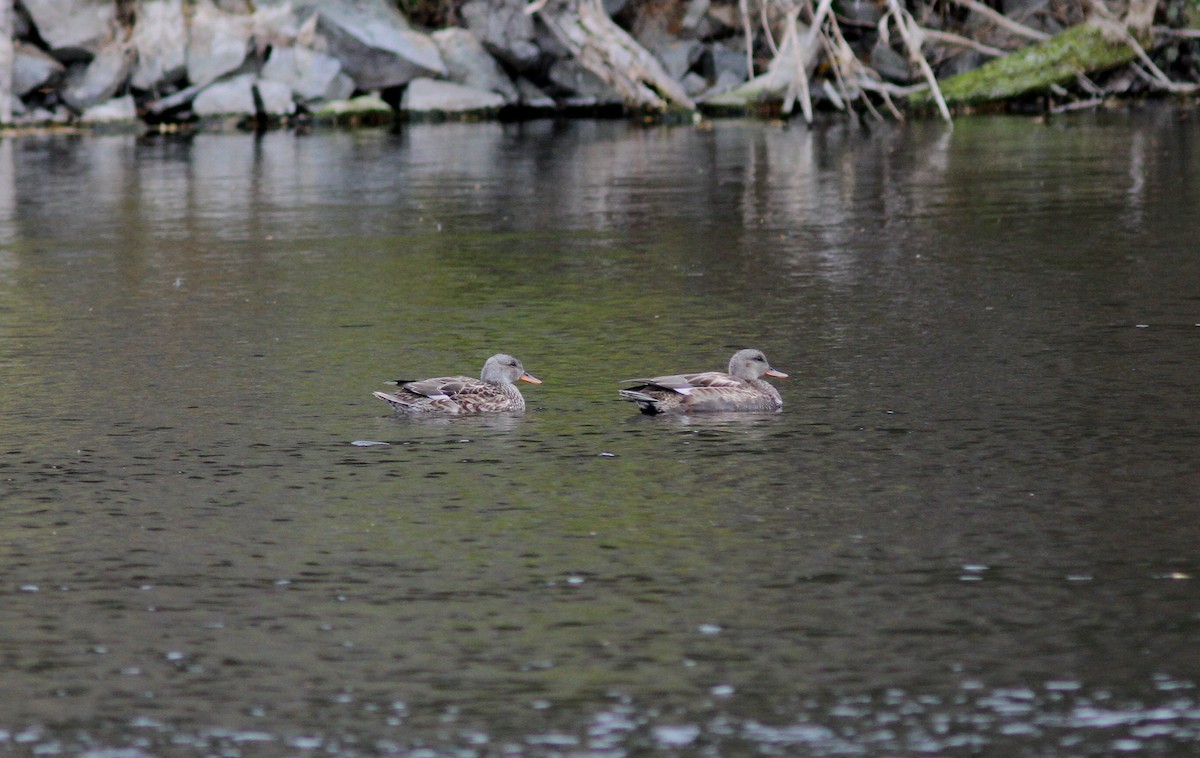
left=728, top=349, right=788, bottom=381
left=482, top=353, right=542, bottom=385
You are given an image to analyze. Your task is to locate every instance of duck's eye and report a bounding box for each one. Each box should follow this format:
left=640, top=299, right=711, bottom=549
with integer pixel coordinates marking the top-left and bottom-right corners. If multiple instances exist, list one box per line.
left=754, top=355, right=765, bottom=361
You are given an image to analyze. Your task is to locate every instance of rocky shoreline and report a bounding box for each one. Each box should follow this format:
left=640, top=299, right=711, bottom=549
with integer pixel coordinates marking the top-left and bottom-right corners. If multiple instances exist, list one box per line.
left=1, top=0, right=1197, bottom=131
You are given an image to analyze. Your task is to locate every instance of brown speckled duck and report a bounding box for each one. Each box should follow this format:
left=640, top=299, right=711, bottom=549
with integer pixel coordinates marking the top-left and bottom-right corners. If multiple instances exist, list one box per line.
left=619, top=349, right=787, bottom=415
left=374, top=353, right=541, bottom=414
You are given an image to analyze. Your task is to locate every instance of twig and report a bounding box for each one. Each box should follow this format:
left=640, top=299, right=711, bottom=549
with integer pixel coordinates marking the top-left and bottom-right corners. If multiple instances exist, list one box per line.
left=760, top=0, right=779, bottom=56
left=1049, top=97, right=1104, bottom=114
left=947, top=0, right=1051, bottom=42
left=1152, top=26, right=1200, bottom=39
left=1120, top=28, right=1200, bottom=93
left=1075, top=72, right=1103, bottom=96
left=884, top=0, right=952, bottom=122
left=920, top=27, right=1008, bottom=58
left=739, top=0, right=755, bottom=81
left=857, top=78, right=928, bottom=97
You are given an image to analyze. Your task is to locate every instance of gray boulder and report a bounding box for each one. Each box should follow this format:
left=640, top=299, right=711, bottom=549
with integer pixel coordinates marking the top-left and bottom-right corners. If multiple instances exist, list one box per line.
left=652, top=39, right=700, bottom=81
left=80, top=94, right=138, bottom=123
left=297, top=0, right=444, bottom=90
left=192, top=73, right=295, bottom=116
left=709, top=40, right=749, bottom=84
left=515, top=77, right=555, bottom=109
left=255, top=79, right=296, bottom=115
left=129, top=0, right=188, bottom=90
left=13, top=42, right=66, bottom=97
left=401, top=78, right=505, bottom=115
left=187, top=0, right=254, bottom=88
left=261, top=45, right=355, bottom=102
left=459, top=0, right=541, bottom=72
left=682, top=71, right=708, bottom=97
left=870, top=42, right=912, bottom=83
left=61, top=41, right=134, bottom=111
left=545, top=58, right=621, bottom=105
left=20, top=0, right=117, bottom=60
left=432, top=28, right=519, bottom=104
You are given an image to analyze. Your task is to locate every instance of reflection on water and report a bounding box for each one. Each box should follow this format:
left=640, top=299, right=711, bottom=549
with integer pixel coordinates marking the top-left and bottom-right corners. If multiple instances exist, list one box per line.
left=1, top=109, right=1199, bottom=754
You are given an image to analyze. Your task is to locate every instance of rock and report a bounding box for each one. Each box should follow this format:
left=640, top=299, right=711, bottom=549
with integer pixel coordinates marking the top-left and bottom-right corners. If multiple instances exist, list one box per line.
left=432, top=28, right=519, bottom=103
left=705, top=67, right=744, bottom=96
left=400, top=77, right=505, bottom=115
left=80, top=93, right=138, bottom=123
left=682, top=71, right=708, bottom=96
left=192, top=73, right=295, bottom=116
left=129, top=0, right=188, bottom=90
left=603, top=0, right=628, bottom=16
left=61, top=41, right=134, bottom=111
left=256, top=79, right=296, bottom=115
left=515, top=77, right=555, bottom=109
left=14, top=103, right=73, bottom=125
left=297, top=0, right=444, bottom=90
left=192, top=74, right=255, bottom=115
left=841, top=0, right=881, bottom=26
left=20, top=0, right=118, bottom=60
left=709, top=40, right=749, bottom=84
left=680, top=0, right=710, bottom=31
left=459, top=0, right=541, bottom=72
left=187, top=0, right=254, bottom=88
left=652, top=39, right=700, bottom=81
left=13, top=42, right=66, bottom=97
left=544, top=58, right=621, bottom=104
left=261, top=45, right=355, bottom=102
left=871, top=42, right=912, bottom=83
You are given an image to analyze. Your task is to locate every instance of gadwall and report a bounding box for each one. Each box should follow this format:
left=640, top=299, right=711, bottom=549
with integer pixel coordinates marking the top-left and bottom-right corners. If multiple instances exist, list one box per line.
left=619, top=349, right=787, bottom=414
left=374, top=353, right=541, bottom=414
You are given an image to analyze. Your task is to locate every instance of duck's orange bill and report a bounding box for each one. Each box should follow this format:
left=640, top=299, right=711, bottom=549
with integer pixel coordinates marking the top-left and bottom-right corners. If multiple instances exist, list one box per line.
left=520, top=373, right=543, bottom=384
left=765, top=369, right=789, bottom=378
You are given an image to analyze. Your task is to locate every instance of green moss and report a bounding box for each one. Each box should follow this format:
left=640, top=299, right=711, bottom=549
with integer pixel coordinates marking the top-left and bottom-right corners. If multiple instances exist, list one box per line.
left=914, top=22, right=1138, bottom=107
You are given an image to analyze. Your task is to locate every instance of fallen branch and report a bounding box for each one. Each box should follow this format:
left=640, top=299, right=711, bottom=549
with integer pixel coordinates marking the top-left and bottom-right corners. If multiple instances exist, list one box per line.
left=1049, top=96, right=1103, bottom=113
left=947, top=0, right=1051, bottom=42
left=1117, top=27, right=1200, bottom=93
left=923, top=21, right=1140, bottom=106
left=921, top=27, right=1009, bottom=58
left=884, top=0, right=951, bottom=122
left=1152, top=26, right=1200, bottom=40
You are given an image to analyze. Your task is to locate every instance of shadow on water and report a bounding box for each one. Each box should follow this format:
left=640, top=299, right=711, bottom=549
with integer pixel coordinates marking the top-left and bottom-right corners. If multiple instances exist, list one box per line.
left=1, top=112, right=1199, bottom=754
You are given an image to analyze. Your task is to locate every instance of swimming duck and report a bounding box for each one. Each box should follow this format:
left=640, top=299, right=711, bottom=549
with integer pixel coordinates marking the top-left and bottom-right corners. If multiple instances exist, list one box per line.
left=374, top=353, right=541, bottom=414
left=619, top=349, right=787, bottom=414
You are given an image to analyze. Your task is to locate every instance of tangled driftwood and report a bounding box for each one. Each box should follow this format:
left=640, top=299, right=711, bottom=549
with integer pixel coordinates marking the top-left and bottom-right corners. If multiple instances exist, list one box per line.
left=529, top=0, right=1197, bottom=122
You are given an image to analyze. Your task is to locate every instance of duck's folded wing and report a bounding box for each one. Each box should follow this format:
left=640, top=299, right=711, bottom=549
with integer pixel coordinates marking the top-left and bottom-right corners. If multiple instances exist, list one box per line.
left=402, top=375, right=477, bottom=399
left=621, top=373, right=696, bottom=394
left=675, top=371, right=744, bottom=389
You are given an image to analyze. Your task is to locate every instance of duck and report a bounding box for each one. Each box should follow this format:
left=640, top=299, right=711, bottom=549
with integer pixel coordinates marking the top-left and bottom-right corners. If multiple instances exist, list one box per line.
left=619, top=348, right=787, bottom=415
left=374, top=353, right=541, bottom=414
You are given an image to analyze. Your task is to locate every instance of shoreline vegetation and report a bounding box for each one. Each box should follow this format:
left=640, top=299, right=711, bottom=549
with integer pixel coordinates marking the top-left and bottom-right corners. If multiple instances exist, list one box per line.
left=0, top=0, right=1196, bottom=133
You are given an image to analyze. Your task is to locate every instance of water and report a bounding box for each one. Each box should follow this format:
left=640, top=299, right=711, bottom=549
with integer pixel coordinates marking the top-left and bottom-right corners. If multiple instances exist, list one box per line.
left=1, top=109, right=1199, bottom=755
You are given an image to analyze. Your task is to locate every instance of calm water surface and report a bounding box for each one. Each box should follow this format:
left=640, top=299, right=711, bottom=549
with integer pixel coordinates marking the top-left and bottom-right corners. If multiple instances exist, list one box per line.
left=1, top=110, right=1199, bottom=755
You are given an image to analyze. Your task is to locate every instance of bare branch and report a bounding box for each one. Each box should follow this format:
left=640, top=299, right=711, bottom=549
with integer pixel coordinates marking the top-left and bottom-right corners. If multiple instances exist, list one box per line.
left=946, top=0, right=1051, bottom=42
left=1119, top=27, right=1200, bottom=93
left=1049, top=97, right=1104, bottom=113
left=921, top=27, right=1008, bottom=58
left=884, top=0, right=952, bottom=122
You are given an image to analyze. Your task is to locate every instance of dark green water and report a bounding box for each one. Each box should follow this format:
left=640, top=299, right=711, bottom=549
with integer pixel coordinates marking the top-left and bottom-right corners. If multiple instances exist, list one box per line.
left=2, top=110, right=1199, bottom=755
